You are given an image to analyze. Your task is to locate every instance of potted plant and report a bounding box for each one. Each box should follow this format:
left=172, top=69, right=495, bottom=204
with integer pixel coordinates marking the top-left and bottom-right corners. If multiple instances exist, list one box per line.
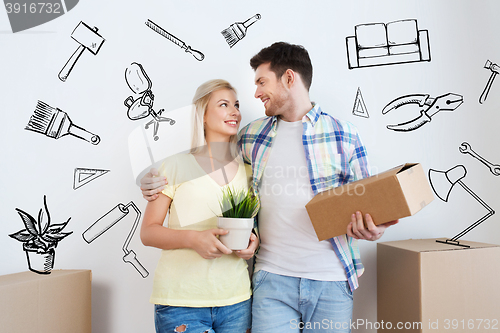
left=217, top=186, right=259, bottom=250
left=9, top=195, right=72, bottom=274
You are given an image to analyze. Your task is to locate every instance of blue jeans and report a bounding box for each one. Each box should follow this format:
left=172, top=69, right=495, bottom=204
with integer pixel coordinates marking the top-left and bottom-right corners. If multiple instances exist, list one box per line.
left=252, top=270, right=353, bottom=333
left=154, top=298, right=251, bottom=333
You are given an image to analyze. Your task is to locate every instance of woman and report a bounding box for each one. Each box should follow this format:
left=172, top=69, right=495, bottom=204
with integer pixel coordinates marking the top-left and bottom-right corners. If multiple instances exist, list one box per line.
left=141, top=79, right=258, bottom=333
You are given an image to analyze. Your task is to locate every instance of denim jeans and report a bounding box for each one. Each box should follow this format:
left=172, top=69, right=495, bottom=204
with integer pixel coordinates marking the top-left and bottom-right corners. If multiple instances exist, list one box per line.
left=154, top=298, right=251, bottom=333
left=252, top=270, right=353, bottom=333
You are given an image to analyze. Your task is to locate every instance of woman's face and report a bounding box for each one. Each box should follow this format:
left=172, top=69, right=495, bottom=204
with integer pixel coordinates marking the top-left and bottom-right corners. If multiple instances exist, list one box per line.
left=204, top=88, right=241, bottom=142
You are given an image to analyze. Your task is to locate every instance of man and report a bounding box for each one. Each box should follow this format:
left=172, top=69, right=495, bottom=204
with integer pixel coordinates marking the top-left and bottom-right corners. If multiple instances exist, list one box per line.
left=141, top=42, right=397, bottom=332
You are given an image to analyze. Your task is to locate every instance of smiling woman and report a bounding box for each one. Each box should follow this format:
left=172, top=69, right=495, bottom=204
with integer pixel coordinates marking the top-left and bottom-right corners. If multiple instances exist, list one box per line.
left=140, top=79, right=256, bottom=333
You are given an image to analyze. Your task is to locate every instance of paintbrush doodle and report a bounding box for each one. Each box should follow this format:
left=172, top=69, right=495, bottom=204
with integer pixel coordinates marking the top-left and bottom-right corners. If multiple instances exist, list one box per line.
left=25, top=100, right=100, bottom=144
left=82, top=201, right=148, bottom=278
left=381, top=93, right=463, bottom=132
left=145, top=19, right=204, bottom=61
left=479, top=60, right=499, bottom=104
left=221, top=14, right=261, bottom=48
left=124, top=62, right=175, bottom=141
left=73, top=168, right=110, bottom=190
left=59, top=21, right=105, bottom=82
left=346, top=19, right=430, bottom=69
left=352, top=87, right=369, bottom=118
left=459, top=142, right=500, bottom=176
left=9, top=195, right=73, bottom=274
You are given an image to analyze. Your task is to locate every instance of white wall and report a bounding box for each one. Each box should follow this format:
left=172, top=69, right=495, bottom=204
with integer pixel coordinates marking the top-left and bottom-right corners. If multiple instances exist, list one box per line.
left=1, top=1, right=500, bottom=332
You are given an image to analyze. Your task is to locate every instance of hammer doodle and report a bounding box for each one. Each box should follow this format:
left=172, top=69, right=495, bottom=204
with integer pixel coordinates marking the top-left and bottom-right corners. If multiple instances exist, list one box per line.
left=145, top=19, right=204, bottom=61
left=124, top=62, right=175, bottom=141
left=479, top=60, right=499, bottom=104
left=82, top=201, right=149, bottom=278
left=459, top=142, right=500, bottom=176
left=25, top=100, right=101, bottom=145
left=9, top=195, right=73, bottom=274
left=221, top=14, right=261, bottom=48
left=58, top=21, right=105, bottom=82
left=381, top=93, right=463, bottom=132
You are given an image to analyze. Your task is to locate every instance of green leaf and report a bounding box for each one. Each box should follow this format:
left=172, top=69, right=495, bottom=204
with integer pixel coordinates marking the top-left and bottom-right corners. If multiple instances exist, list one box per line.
left=218, top=186, right=260, bottom=218
left=15, top=208, right=38, bottom=236
left=9, top=229, right=35, bottom=242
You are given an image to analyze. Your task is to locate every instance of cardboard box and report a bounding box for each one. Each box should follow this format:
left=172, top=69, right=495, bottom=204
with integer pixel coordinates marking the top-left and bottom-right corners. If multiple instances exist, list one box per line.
left=0, top=269, right=91, bottom=333
left=377, top=239, right=500, bottom=333
left=305, top=163, right=434, bottom=241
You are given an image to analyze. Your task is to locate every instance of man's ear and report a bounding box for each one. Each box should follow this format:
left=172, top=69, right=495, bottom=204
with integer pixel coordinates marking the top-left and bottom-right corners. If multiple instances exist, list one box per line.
left=283, top=69, right=296, bottom=88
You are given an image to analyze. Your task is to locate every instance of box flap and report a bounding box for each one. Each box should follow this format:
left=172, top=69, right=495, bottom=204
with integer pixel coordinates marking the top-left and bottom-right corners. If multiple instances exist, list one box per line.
left=379, top=238, right=500, bottom=253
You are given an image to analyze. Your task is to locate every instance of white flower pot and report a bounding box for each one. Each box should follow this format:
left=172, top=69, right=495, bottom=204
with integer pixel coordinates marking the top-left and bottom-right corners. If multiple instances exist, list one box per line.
left=217, top=217, right=254, bottom=250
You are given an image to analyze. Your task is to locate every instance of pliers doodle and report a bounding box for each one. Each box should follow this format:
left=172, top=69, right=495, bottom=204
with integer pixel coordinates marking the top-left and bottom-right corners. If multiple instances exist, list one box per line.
left=382, top=93, right=464, bottom=132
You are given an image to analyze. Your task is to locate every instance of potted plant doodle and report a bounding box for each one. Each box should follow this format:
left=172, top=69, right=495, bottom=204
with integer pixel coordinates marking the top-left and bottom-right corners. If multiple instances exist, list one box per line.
left=217, top=187, right=260, bottom=250
left=9, top=195, right=72, bottom=274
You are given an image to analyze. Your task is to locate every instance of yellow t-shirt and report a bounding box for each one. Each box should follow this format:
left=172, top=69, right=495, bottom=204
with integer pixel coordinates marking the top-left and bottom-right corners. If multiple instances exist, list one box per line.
left=149, top=153, right=253, bottom=307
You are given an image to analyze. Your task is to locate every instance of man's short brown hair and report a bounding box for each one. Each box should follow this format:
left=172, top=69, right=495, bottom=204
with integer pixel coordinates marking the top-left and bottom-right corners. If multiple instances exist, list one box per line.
left=250, top=42, right=313, bottom=91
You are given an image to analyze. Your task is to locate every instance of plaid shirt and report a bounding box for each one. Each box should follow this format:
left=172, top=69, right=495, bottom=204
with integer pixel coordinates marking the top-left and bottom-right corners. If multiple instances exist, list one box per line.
left=238, top=104, right=370, bottom=291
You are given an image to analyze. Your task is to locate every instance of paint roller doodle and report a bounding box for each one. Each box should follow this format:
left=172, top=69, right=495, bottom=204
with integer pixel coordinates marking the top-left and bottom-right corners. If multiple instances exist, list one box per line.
left=124, top=62, right=175, bottom=141
left=82, top=202, right=149, bottom=278
left=25, top=100, right=100, bottom=145
left=59, top=21, right=105, bottom=82
left=221, top=14, right=261, bottom=48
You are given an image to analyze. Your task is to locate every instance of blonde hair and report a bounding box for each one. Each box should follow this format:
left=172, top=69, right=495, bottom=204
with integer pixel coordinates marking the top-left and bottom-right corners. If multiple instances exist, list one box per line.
left=191, top=79, right=240, bottom=158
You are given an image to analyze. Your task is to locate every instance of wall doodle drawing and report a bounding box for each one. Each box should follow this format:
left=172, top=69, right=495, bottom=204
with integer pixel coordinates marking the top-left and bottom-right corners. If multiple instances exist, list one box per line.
left=124, top=62, right=175, bottom=141
left=381, top=93, right=463, bottom=132
left=479, top=60, right=499, bottom=104
left=145, top=19, right=204, bottom=61
left=221, top=14, right=261, bottom=48
left=346, top=19, right=430, bottom=69
left=58, top=21, right=105, bottom=82
left=25, top=100, right=101, bottom=145
left=352, top=87, right=369, bottom=118
left=429, top=165, right=495, bottom=248
left=73, top=168, right=110, bottom=190
left=82, top=201, right=149, bottom=278
left=459, top=142, right=500, bottom=176
left=9, top=195, right=73, bottom=274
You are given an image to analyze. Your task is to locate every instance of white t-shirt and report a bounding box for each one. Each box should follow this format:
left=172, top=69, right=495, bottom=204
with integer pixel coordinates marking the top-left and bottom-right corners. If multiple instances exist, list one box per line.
left=254, top=119, right=346, bottom=281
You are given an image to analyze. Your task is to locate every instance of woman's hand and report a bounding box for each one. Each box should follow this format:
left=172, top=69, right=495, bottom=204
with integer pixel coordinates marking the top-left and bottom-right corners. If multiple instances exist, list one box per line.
left=190, top=229, right=233, bottom=259
left=235, top=233, right=259, bottom=260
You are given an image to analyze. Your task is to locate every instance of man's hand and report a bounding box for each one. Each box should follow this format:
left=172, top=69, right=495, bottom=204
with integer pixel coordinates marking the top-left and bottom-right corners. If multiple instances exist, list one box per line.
left=140, top=168, right=167, bottom=201
left=235, top=233, right=259, bottom=260
left=191, top=229, right=233, bottom=259
left=347, top=211, right=399, bottom=241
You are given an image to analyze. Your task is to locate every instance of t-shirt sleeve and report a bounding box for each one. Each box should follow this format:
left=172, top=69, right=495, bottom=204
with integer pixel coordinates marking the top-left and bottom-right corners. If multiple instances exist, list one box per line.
left=158, top=156, right=183, bottom=199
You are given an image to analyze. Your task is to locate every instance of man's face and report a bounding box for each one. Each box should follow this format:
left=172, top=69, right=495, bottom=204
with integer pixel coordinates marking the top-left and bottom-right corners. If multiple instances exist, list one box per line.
left=254, top=63, right=289, bottom=117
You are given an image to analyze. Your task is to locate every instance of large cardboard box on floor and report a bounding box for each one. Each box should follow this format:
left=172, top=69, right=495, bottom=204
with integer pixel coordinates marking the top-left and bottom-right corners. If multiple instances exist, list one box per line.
left=305, top=163, right=434, bottom=241
left=377, top=239, right=500, bottom=333
left=0, top=269, right=91, bottom=333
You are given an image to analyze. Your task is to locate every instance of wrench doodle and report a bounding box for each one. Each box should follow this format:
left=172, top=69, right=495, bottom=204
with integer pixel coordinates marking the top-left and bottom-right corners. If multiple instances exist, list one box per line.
left=459, top=142, right=500, bottom=176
